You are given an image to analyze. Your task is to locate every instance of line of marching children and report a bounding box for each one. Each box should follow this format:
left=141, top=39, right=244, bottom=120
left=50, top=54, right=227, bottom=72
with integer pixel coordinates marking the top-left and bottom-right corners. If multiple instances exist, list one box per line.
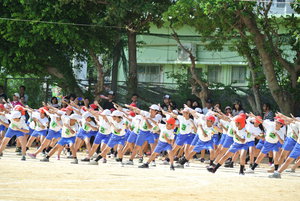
left=0, top=100, right=300, bottom=179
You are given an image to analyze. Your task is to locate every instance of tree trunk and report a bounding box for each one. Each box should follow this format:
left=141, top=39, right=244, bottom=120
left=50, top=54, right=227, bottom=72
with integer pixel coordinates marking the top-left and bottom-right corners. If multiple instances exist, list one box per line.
left=241, top=14, right=294, bottom=114
left=127, top=30, right=138, bottom=100
left=111, top=36, right=122, bottom=93
left=89, top=49, right=104, bottom=97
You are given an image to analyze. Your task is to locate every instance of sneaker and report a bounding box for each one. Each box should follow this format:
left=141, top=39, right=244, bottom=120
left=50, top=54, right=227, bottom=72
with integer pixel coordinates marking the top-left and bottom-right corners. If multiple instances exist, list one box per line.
left=161, top=160, right=170, bottom=165
left=207, top=167, right=216, bottom=173
left=268, top=172, right=281, bottom=179
left=88, top=160, right=99, bottom=165
left=174, top=156, right=179, bottom=161
left=124, top=160, right=134, bottom=165
left=138, top=158, right=143, bottom=163
left=245, top=169, right=254, bottom=174
left=40, top=157, right=49, bottom=162
left=200, top=158, right=205, bottom=163
left=170, top=164, right=175, bottom=171
left=71, top=158, right=78, bottom=164
left=21, top=156, right=26, bottom=161
left=27, top=153, right=36, bottom=159
left=184, top=162, right=190, bottom=167
left=15, top=147, right=21, bottom=152
left=285, top=169, right=296, bottom=173
left=16, top=152, right=22, bottom=156
left=178, top=157, right=188, bottom=165
left=138, top=163, right=149, bottom=168
left=224, top=162, right=234, bottom=168
left=151, top=161, right=156, bottom=167
left=239, top=172, right=245, bottom=175
left=175, top=164, right=184, bottom=169
left=0, top=152, right=2, bottom=157
left=67, top=155, right=73, bottom=159
left=56, top=155, right=60, bottom=160
left=115, top=158, right=121, bottom=162
left=81, top=158, right=90, bottom=162
left=102, top=158, right=107, bottom=163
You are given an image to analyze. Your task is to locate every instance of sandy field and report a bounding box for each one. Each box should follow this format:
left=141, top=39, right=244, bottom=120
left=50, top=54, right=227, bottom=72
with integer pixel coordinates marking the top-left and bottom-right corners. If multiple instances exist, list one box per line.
left=0, top=148, right=300, bottom=201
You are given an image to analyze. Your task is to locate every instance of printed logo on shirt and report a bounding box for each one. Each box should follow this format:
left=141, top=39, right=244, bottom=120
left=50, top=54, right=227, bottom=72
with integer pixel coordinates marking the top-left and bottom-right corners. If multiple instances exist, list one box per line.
left=269, top=132, right=276, bottom=139
left=11, top=123, right=17, bottom=129
left=51, top=122, right=57, bottom=128
left=162, top=131, right=169, bottom=139
left=228, top=128, right=234, bottom=136
left=84, top=124, right=90, bottom=131
left=65, top=128, right=71, bottom=135
left=113, top=130, right=120, bottom=135
left=100, top=126, right=106, bottom=133
left=246, top=131, right=251, bottom=138
left=181, top=124, right=187, bottom=131
left=143, top=123, right=148, bottom=130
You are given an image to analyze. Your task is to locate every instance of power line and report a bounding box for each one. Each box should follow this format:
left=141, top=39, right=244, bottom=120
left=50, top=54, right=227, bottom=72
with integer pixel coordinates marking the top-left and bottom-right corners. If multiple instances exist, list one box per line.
left=0, top=17, right=126, bottom=29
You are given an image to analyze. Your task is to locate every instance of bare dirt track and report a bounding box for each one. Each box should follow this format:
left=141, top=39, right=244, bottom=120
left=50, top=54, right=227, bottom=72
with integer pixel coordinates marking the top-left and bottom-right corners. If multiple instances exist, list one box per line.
left=0, top=148, right=300, bottom=201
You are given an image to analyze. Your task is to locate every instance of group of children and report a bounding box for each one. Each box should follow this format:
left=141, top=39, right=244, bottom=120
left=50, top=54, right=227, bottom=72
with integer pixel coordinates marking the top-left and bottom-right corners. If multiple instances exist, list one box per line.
left=0, top=99, right=299, bottom=179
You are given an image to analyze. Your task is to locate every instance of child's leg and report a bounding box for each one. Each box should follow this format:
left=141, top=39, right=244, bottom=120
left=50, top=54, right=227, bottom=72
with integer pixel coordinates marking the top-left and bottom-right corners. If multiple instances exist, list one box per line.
left=84, top=137, right=91, bottom=152
left=26, top=136, right=36, bottom=148
left=146, top=152, right=159, bottom=163
left=33, top=139, right=51, bottom=155
left=278, top=157, right=295, bottom=173
left=18, top=136, right=27, bottom=156
left=0, top=137, right=12, bottom=154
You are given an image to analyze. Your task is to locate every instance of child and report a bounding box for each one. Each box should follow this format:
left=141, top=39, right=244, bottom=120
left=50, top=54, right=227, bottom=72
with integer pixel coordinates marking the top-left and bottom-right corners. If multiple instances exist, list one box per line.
left=139, top=118, right=176, bottom=170
left=0, top=111, right=29, bottom=160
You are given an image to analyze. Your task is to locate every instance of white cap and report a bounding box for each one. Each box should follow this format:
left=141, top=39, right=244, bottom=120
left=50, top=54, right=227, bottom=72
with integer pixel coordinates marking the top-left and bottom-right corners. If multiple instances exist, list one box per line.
left=182, top=108, right=190, bottom=113
left=32, top=111, right=40, bottom=119
left=9, top=111, right=22, bottom=119
left=172, top=110, right=179, bottom=115
left=156, top=114, right=163, bottom=121
left=69, top=114, right=82, bottom=121
left=195, top=107, right=202, bottom=113
left=149, top=104, right=160, bottom=111
left=111, top=110, right=123, bottom=117
left=101, top=109, right=111, bottom=116
left=82, top=112, right=93, bottom=119
left=14, top=93, right=20, bottom=98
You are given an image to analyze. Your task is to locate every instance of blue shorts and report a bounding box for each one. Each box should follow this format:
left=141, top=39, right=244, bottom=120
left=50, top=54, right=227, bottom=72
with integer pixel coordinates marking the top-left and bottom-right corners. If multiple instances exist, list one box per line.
left=5, top=128, right=24, bottom=138
left=193, top=140, right=213, bottom=152
left=175, top=133, right=195, bottom=146
left=247, top=141, right=255, bottom=147
left=45, top=129, right=61, bottom=140
left=228, top=142, right=248, bottom=153
left=222, top=135, right=234, bottom=148
left=31, top=129, right=47, bottom=137
left=212, top=134, right=219, bottom=146
left=125, top=129, right=131, bottom=141
left=58, top=137, right=76, bottom=146
left=256, top=139, right=265, bottom=150
left=288, top=143, right=300, bottom=159
left=218, top=134, right=227, bottom=146
left=153, top=133, right=160, bottom=140
left=76, top=128, right=88, bottom=140
left=282, top=137, right=297, bottom=151
left=261, top=141, right=279, bottom=154
left=191, top=135, right=199, bottom=146
left=94, top=133, right=111, bottom=145
left=154, top=141, right=172, bottom=153
left=27, top=128, right=34, bottom=135
left=127, top=131, right=138, bottom=144
left=107, top=134, right=125, bottom=148
left=135, top=130, right=154, bottom=146
left=0, top=125, right=6, bottom=132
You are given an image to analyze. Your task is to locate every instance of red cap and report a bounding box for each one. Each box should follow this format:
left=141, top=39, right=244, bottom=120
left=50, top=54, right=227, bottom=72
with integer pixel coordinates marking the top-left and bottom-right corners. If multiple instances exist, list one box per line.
left=110, top=108, right=116, bottom=112
left=39, top=108, right=46, bottom=114
left=275, top=117, right=285, bottom=125
left=129, top=111, right=136, bottom=117
left=0, top=104, right=4, bottom=109
left=66, top=106, right=73, bottom=111
left=130, top=103, right=137, bottom=108
left=239, top=113, right=247, bottom=120
left=166, top=118, right=176, bottom=129
left=90, top=104, right=98, bottom=110
left=206, top=115, right=216, bottom=122
left=61, top=108, right=68, bottom=112
left=234, top=116, right=246, bottom=128
left=254, top=116, right=262, bottom=125
left=14, top=105, right=25, bottom=115
left=81, top=106, right=87, bottom=112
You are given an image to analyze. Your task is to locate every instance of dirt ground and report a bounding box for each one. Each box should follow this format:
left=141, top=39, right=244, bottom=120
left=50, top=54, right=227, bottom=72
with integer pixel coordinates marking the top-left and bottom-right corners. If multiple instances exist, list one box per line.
left=0, top=147, right=300, bottom=201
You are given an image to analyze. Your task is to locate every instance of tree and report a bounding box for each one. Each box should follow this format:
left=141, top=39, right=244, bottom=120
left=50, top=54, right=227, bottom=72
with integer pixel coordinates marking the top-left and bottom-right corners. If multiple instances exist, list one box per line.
left=165, top=0, right=300, bottom=114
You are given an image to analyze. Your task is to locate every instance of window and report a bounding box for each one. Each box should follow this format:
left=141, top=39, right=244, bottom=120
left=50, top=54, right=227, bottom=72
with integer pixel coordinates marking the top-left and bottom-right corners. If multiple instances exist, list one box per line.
left=137, top=65, right=161, bottom=83
left=277, top=0, right=286, bottom=8
left=207, top=65, right=222, bottom=83
left=231, top=66, right=246, bottom=84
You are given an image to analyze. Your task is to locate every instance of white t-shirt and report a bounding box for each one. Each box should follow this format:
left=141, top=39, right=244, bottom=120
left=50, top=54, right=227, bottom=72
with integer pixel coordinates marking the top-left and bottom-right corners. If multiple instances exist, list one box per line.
left=245, top=119, right=262, bottom=142
left=61, top=115, right=79, bottom=138
left=232, top=127, right=247, bottom=144
left=6, top=115, right=29, bottom=131
left=177, top=115, right=194, bottom=135
left=110, top=118, right=125, bottom=136
left=194, top=117, right=217, bottom=142
left=295, top=122, right=300, bottom=144
left=139, top=111, right=160, bottom=132
left=219, top=119, right=230, bottom=135
left=98, top=116, right=111, bottom=135
left=0, top=114, right=9, bottom=125
left=81, top=119, right=97, bottom=132
left=34, top=116, right=49, bottom=131
left=158, top=124, right=175, bottom=143
left=49, top=114, right=62, bottom=132
left=287, top=123, right=299, bottom=141
left=263, top=120, right=285, bottom=144
left=130, top=115, right=141, bottom=134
